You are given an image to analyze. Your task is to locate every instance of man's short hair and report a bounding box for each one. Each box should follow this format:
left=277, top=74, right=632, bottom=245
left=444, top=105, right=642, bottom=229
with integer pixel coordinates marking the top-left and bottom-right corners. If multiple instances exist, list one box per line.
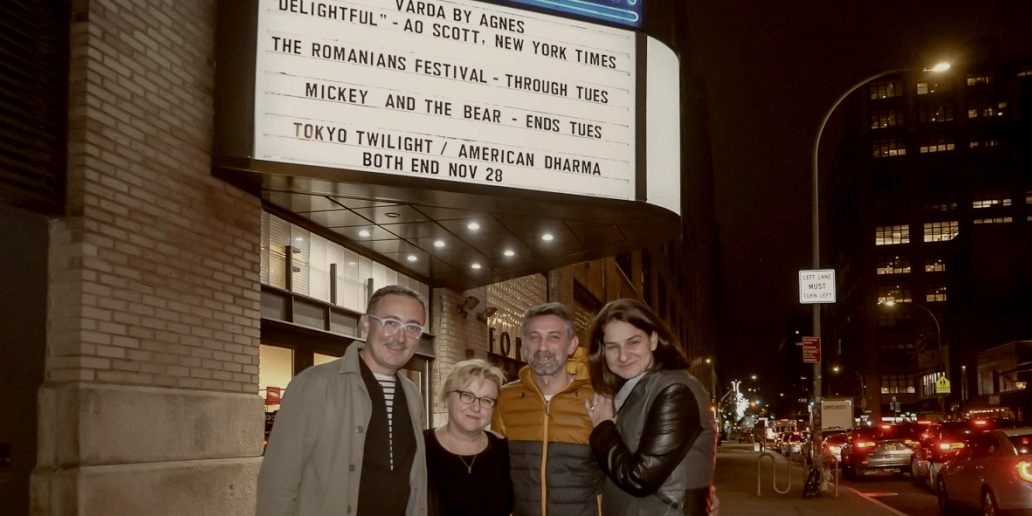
left=520, top=302, right=576, bottom=338
left=367, top=285, right=427, bottom=316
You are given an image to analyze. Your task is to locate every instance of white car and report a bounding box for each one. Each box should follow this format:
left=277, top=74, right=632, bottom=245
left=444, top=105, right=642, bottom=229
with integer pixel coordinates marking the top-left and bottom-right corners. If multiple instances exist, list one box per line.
left=937, top=427, right=1032, bottom=514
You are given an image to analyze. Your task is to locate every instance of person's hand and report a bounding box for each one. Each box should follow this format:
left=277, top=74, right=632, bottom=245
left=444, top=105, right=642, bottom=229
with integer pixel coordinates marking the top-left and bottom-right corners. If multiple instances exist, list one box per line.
left=586, top=392, right=614, bottom=427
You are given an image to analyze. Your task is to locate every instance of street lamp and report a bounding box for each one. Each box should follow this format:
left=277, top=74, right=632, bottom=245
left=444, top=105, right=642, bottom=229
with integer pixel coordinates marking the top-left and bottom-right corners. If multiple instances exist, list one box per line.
left=883, top=300, right=947, bottom=415
left=690, top=356, right=719, bottom=404
left=811, top=61, right=950, bottom=442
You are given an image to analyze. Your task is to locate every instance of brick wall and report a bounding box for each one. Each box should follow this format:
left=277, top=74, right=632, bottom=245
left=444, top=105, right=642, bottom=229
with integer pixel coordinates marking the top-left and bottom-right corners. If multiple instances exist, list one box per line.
left=50, top=0, right=261, bottom=392
left=33, top=1, right=264, bottom=513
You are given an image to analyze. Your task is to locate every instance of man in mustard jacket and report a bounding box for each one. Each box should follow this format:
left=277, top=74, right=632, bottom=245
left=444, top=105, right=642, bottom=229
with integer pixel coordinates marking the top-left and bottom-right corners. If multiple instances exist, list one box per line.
left=491, top=303, right=603, bottom=516
left=257, top=285, right=429, bottom=516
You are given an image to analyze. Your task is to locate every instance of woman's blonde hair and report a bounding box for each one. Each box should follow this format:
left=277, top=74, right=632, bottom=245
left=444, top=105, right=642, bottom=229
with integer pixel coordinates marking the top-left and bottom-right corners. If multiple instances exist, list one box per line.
left=439, top=359, right=507, bottom=403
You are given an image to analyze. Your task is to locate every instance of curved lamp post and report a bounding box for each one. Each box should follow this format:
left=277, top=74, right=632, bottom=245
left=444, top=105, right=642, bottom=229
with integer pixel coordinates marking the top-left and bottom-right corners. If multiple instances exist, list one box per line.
left=811, top=62, right=950, bottom=439
left=884, top=300, right=947, bottom=416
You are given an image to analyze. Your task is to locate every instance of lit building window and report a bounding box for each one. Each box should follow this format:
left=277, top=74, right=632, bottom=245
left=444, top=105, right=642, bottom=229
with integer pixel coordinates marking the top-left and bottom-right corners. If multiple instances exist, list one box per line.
left=926, top=284, right=947, bottom=303
left=916, top=80, right=950, bottom=95
left=974, top=217, right=1013, bottom=224
left=880, top=374, right=916, bottom=394
left=870, top=79, right=903, bottom=99
left=966, top=73, right=994, bottom=86
left=973, top=188, right=1012, bottom=208
left=878, top=285, right=912, bottom=305
left=919, top=133, right=954, bottom=153
left=870, top=109, right=904, bottom=129
left=1018, top=66, right=1032, bottom=77
left=969, top=129, right=1000, bottom=149
left=877, top=255, right=911, bottom=275
left=259, top=211, right=430, bottom=315
left=917, top=102, right=954, bottom=123
left=876, top=224, right=910, bottom=245
left=924, top=257, right=945, bottom=272
left=967, top=99, right=1005, bottom=118
left=923, top=221, right=959, bottom=242
left=873, top=138, right=906, bottom=158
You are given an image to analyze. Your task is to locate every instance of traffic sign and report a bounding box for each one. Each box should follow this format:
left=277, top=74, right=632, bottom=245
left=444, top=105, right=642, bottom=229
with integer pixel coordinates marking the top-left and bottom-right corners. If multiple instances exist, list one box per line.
left=799, top=269, right=836, bottom=304
left=935, top=376, right=951, bottom=394
left=802, top=336, right=821, bottom=364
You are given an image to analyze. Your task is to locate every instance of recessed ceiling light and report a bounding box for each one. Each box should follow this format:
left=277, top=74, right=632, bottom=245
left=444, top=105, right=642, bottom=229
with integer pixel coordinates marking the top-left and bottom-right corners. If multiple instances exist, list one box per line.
left=541, top=233, right=554, bottom=241
left=358, top=230, right=371, bottom=237
left=503, top=249, right=515, bottom=257
left=407, top=255, right=417, bottom=262
left=295, top=237, right=304, bottom=242
left=471, top=263, right=482, bottom=270
left=434, top=240, right=445, bottom=248
left=468, top=222, right=480, bottom=231
left=385, top=212, right=400, bottom=218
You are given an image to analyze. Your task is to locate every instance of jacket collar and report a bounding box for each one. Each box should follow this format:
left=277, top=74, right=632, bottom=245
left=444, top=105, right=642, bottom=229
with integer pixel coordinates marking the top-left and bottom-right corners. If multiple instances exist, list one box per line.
left=339, top=341, right=367, bottom=375
left=517, top=346, right=592, bottom=396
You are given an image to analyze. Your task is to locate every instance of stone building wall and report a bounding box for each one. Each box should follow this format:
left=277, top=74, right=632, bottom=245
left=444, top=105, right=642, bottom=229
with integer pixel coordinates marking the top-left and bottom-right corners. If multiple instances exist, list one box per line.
left=33, top=1, right=264, bottom=513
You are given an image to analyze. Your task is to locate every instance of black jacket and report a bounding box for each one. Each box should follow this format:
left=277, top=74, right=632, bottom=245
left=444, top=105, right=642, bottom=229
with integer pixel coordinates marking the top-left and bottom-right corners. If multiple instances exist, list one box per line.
left=590, top=370, right=716, bottom=515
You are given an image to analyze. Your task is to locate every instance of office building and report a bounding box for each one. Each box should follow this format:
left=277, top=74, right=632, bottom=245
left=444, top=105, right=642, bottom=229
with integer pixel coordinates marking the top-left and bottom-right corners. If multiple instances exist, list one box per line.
left=819, top=40, right=1032, bottom=422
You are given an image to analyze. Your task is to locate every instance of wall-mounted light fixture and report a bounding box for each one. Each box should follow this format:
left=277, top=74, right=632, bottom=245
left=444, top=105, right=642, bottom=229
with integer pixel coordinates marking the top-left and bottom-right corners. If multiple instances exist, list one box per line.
left=476, top=306, right=498, bottom=322
left=457, top=295, right=480, bottom=316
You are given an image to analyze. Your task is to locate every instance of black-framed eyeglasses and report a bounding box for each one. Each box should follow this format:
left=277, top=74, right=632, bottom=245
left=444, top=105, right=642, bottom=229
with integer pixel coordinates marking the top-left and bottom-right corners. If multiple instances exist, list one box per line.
left=453, top=390, right=497, bottom=409
left=367, top=314, right=425, bottom=338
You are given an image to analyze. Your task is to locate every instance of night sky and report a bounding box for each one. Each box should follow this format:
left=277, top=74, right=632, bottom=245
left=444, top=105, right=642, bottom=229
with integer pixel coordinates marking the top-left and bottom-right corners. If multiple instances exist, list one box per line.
left=684, top=0, right=1032, bottom=385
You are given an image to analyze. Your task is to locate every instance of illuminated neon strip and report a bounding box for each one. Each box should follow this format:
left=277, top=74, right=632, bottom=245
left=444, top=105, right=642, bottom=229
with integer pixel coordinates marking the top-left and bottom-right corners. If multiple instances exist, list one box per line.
left=505, top=0, right=642, bottom=27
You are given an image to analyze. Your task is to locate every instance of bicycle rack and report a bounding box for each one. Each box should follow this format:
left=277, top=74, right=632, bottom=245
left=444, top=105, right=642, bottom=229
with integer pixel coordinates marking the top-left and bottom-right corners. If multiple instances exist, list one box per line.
left=756, top=451, right=792, bottom=496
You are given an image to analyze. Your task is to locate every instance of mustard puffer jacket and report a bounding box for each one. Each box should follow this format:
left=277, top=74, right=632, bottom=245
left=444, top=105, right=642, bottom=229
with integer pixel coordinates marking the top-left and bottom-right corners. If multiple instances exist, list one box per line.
left=491, top=349, right=603, bottom=516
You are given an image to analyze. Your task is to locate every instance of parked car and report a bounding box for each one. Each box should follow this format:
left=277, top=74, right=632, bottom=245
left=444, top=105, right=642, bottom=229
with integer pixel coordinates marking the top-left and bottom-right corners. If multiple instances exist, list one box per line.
left=937, top=427, right=1032, bottom=514
left=840, top=423, right=919, bottom=479
left=911, top=418, right=1016, bottom=490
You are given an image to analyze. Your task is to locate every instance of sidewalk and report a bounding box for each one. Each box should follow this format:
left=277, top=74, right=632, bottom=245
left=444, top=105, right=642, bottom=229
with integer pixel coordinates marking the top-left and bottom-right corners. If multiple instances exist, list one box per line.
left=715, top=442, right=905, bottom=515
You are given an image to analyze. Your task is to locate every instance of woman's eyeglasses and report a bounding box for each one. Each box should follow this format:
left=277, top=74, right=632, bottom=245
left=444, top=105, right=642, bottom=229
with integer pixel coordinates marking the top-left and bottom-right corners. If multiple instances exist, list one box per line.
left=453, top=390, right=497, bottom=409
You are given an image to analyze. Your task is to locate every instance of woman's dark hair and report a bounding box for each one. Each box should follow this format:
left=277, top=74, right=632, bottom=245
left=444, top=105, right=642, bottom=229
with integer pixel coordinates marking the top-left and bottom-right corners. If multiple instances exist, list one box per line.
left=587, top=298, right=690, bottom=396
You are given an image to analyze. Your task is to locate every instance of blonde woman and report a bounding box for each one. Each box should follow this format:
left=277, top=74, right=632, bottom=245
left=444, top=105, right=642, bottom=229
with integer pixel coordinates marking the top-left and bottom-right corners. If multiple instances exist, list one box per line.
left=426, top=359, right=513, bottom=516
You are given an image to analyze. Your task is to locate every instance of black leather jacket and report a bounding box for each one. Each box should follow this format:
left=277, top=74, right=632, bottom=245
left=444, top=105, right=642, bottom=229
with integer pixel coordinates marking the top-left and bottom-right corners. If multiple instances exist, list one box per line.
left=590, top=370, right=716, bottom=516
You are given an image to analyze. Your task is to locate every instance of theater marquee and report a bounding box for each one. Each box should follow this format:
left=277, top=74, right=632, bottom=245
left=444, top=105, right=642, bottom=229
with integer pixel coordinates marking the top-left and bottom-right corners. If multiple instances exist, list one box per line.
left=253, top=0, right=638, bottom=200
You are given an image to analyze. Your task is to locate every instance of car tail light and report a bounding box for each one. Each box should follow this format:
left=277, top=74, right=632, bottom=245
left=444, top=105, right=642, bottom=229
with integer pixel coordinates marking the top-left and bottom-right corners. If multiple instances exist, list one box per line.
left=855, top=441, right=876, bottom=449
left=1017, top=461, right=1032, bottom=483
left=938, top=442, right=964, bottom=451
left=904, top=438, right=918, bottom=447
left=829, top=445, right=842, bottom=455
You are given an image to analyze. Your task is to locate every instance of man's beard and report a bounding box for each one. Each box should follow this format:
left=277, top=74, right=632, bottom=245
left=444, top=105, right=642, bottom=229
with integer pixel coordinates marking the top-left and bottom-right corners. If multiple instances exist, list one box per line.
left=529, top=351, right=566, bottom=377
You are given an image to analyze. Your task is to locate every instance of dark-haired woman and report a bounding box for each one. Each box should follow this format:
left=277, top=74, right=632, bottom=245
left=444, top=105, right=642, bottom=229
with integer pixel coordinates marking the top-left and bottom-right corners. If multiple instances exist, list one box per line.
left=585, top=298, right=717, bottom=516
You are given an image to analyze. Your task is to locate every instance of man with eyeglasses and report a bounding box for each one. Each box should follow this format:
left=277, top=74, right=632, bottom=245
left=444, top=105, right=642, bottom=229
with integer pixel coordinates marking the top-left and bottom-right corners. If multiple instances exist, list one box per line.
left=258, top=285, right=429, bottom=516
left=491, top=302, right=603, bottom=516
